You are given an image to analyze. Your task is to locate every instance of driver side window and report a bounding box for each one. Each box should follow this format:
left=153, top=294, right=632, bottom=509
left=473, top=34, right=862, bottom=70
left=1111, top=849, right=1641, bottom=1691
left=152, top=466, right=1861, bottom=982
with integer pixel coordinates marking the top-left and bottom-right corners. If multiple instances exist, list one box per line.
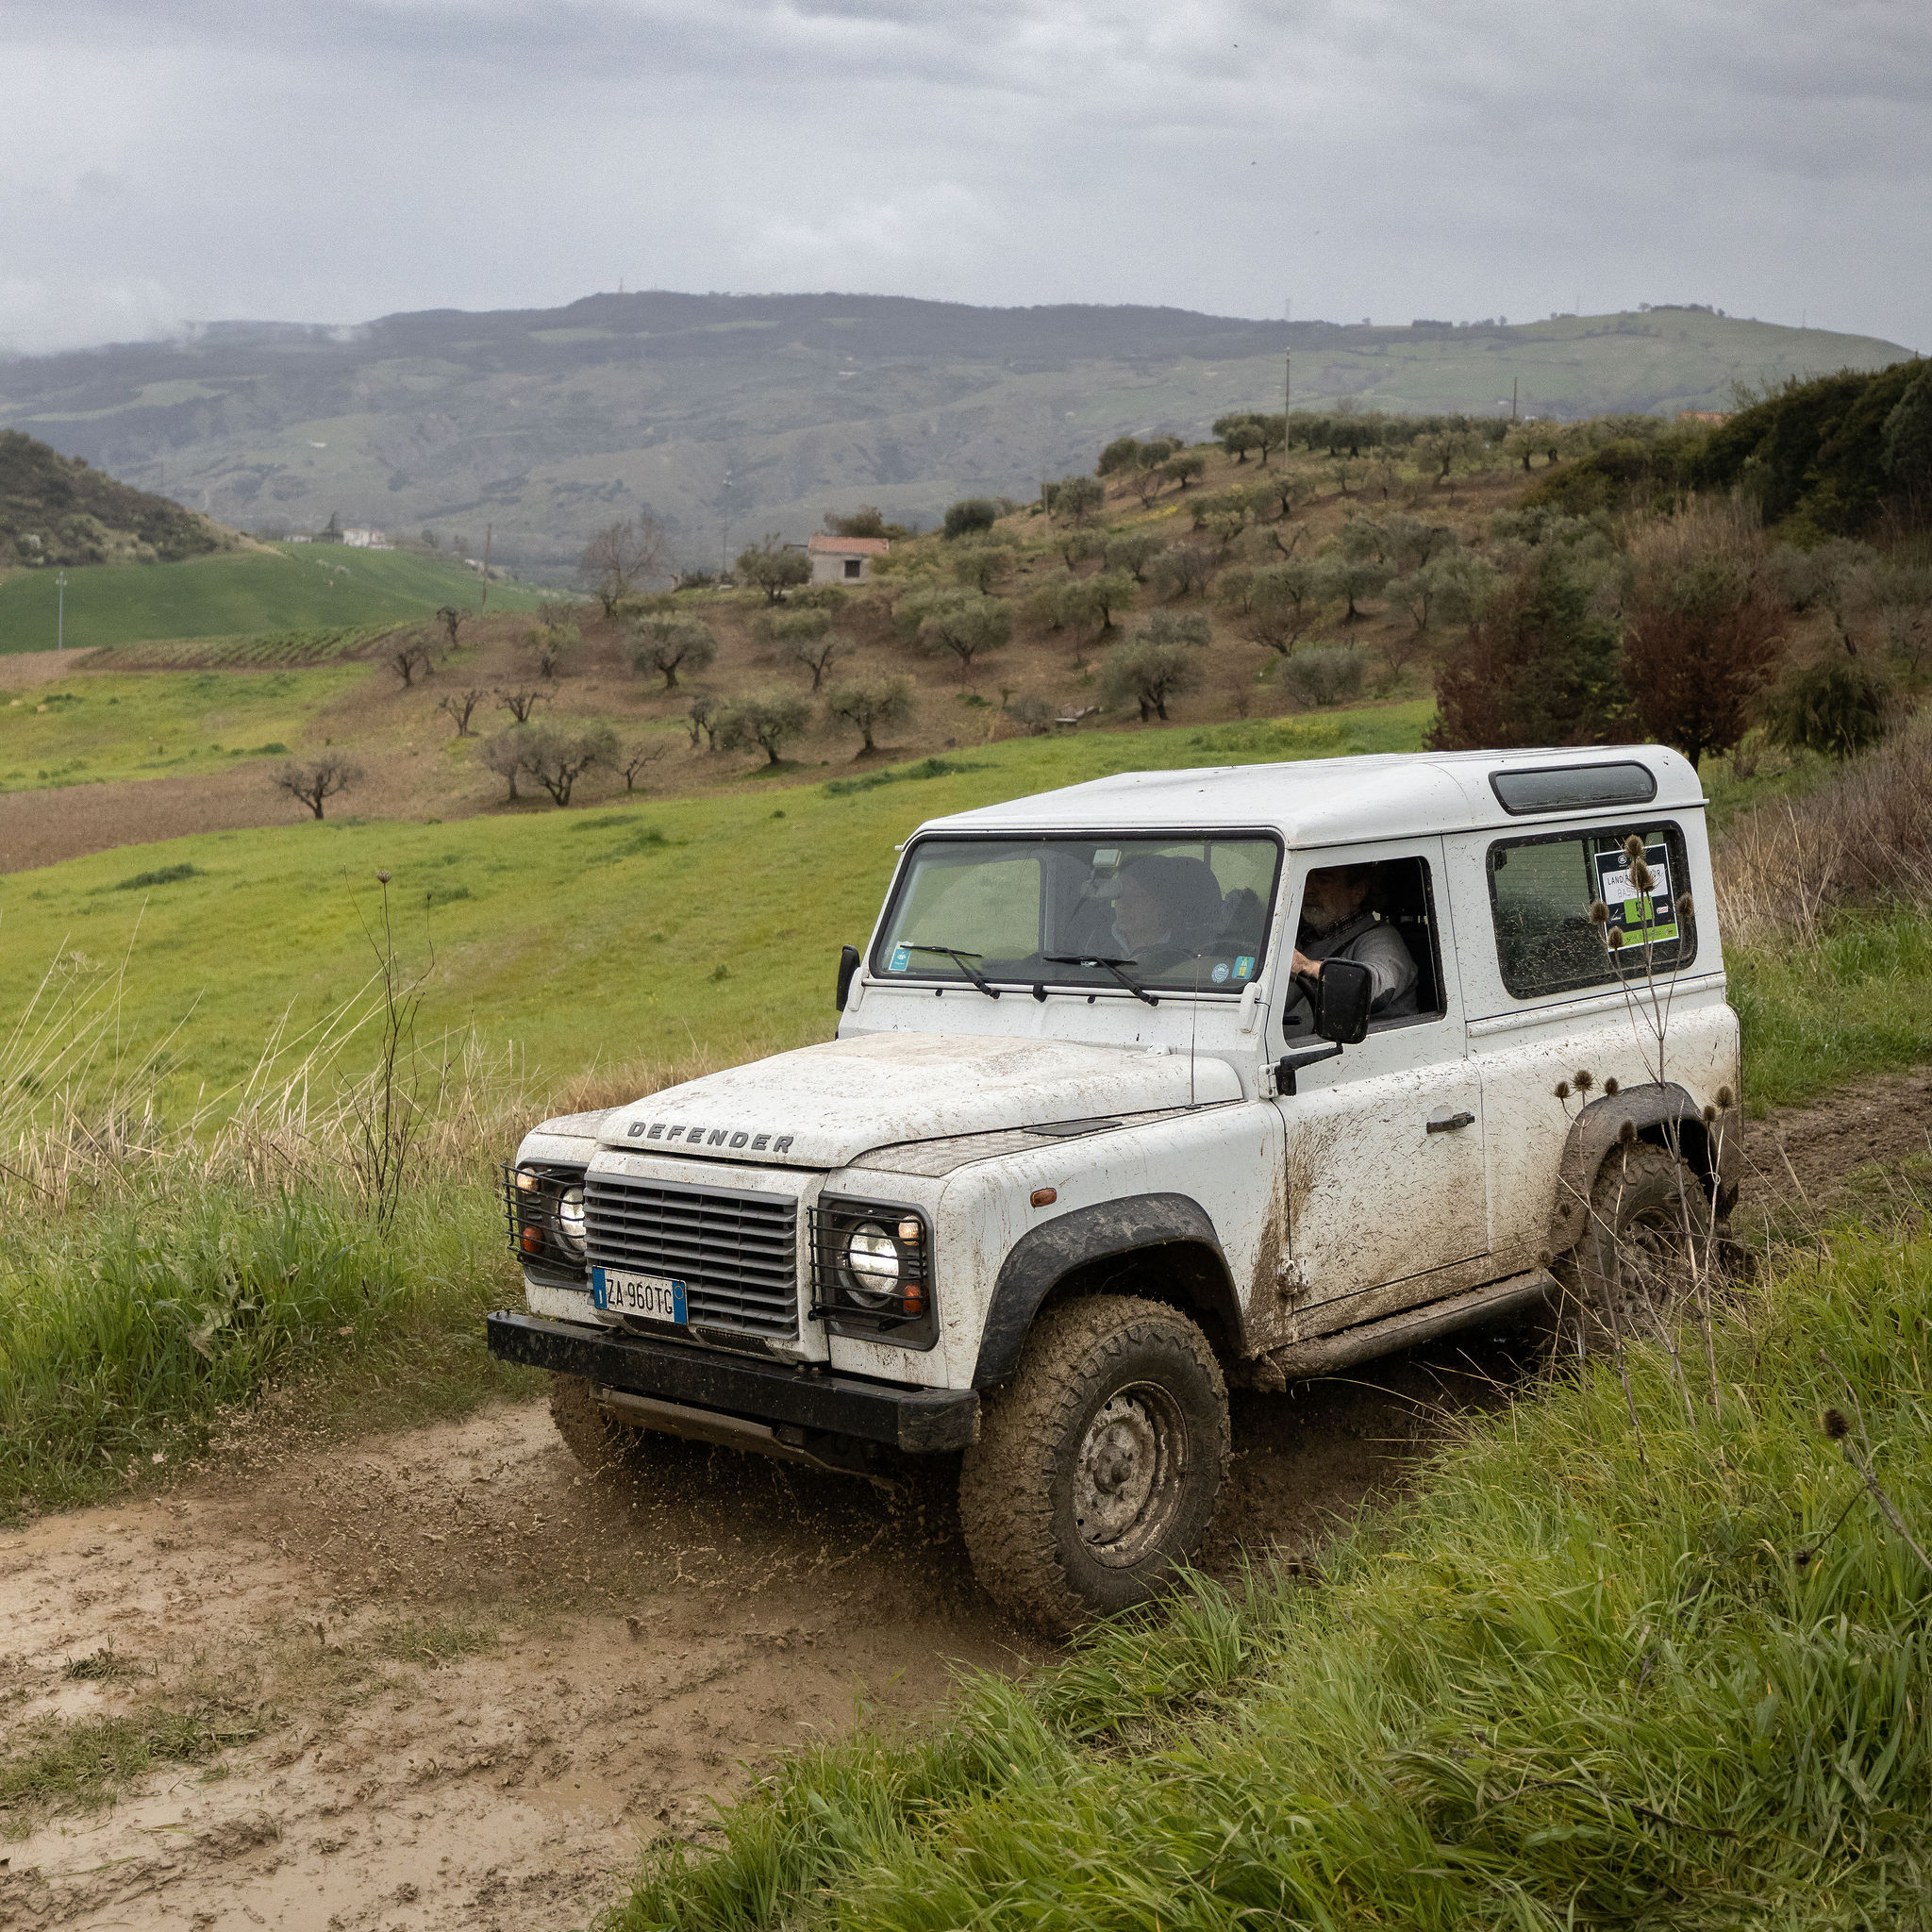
left=1282, top=855, right=1446, bottom=1040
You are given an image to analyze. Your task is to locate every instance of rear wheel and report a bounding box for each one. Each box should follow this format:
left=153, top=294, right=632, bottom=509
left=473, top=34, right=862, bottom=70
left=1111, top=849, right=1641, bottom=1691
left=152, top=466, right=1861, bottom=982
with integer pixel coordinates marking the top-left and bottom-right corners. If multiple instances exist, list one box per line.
left=1557, top=1141, right=1719, bottom=1355
left=958, top=1294, right=1228, bottom=1634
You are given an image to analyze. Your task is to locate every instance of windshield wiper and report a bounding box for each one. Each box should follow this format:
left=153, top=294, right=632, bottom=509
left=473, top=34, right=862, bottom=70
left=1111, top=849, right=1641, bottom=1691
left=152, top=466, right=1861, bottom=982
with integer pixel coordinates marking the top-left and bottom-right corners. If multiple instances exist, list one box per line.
left=1042, top=954, right=1160, bottom=1007
left=901, top=942, right=1001, bottom=999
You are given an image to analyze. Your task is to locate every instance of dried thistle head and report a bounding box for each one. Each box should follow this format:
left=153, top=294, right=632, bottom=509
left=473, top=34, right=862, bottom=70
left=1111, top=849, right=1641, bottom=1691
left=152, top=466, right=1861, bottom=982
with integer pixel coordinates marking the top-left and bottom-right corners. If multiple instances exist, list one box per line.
left=1604, top=1076, right=1621, bottom=1096
left=1823, top=1407, right=1850, bottom=1441
left=1573, top=1070, right=1594, bottom=1092
left=1716, top=1085, right=1735, bottom=1109
left=1702, top=1104, right=1719, bottom=1124
left=1624, top=833, right=1644, bottom=862
left=1617, top=1119, right=1638, bottom=1145
left=376, top=870, right=392, bottom=885
left=1588, top=900, right=1610, bottom=926
left=1607, top=925, right=1625, bottom=949
left=1554, top=1079, right=1571, bottom=1100
left=1676, top=892, right=1694, bottom=921
left=1629, top=859, right=1655, bottom=893
left=1537, top=1248, right=1555, bottom=1269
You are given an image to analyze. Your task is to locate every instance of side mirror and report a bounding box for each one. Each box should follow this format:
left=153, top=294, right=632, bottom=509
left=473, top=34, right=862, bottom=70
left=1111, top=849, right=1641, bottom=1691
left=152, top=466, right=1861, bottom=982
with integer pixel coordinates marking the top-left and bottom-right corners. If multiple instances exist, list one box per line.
left=1312, top=957, right=1373, bottom=1044
left=835, top=943, right=861, bottom=1011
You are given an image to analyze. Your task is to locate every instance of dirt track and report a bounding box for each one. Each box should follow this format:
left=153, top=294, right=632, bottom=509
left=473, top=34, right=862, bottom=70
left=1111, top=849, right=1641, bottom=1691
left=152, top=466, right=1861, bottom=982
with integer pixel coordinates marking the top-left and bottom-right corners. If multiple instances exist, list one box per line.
left=4, top=1071, right=1928, bottom=1932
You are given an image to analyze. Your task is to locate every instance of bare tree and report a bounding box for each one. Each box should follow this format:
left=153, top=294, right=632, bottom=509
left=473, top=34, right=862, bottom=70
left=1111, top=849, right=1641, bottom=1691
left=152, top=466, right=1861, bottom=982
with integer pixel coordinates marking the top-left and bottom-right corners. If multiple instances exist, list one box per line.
left=435, top=606, right=465, bottom=650
left=389, top=635, right=439, bottom=687
left=685, top=691, right=720, bottom=750
left=272, top=754, right=362, bottom=819
left=521, top=722, right=620, bottom=806
left=436, top=688, right=487, bottom=736
left=613, top=739, right=668, bottom=791
left=494, top=685, right=554, bottom=724
left=579, top=516, right=671, bottom=617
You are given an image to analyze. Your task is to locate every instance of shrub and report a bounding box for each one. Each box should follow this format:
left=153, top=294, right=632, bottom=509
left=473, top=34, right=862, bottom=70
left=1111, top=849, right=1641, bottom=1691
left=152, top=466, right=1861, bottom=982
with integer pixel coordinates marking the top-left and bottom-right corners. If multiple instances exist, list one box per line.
left=1762, top=656, right=1893, bottom=760
left=942, top=498, right=1001, bottom=540
left=1280, top=643, right=1368, bottom=708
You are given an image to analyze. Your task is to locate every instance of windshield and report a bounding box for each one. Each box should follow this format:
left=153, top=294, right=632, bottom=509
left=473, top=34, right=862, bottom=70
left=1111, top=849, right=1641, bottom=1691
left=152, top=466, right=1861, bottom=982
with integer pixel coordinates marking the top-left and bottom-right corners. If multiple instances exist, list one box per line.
left=872, top=834, right=1281, bottom=995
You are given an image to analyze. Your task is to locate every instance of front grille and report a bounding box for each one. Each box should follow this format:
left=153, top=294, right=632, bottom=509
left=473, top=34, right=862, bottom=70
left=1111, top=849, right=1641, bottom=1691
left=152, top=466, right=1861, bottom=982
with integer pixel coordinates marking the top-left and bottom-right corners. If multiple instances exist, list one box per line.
left=583, top=1175, right=800, bottom=1338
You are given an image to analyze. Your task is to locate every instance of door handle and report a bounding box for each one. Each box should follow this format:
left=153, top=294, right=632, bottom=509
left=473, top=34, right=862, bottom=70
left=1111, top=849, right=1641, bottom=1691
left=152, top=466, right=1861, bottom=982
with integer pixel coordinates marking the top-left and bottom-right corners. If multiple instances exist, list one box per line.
left=1425, top=1109, right=1475, bottom=1134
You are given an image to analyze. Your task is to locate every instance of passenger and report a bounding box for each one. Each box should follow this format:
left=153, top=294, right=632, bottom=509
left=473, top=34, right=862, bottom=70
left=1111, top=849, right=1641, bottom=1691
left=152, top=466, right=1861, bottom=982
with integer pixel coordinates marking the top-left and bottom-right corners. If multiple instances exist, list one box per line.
left=1107, top=855, right=1226, bottom=975
left=1283, top=864, right=1417, bottom=1032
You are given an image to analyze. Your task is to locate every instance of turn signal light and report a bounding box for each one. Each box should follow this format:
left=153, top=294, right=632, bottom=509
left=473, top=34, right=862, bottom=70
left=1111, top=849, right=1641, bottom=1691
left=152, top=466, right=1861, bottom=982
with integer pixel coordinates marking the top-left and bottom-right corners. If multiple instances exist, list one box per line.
left=1030, top=1188, right=1058, bottom=1208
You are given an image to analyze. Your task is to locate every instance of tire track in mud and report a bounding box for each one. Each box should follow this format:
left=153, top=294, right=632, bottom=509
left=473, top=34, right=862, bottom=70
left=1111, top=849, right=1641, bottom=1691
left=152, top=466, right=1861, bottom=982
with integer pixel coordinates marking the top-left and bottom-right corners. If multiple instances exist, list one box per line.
left=4, top=1071, right=1928, bottom=1931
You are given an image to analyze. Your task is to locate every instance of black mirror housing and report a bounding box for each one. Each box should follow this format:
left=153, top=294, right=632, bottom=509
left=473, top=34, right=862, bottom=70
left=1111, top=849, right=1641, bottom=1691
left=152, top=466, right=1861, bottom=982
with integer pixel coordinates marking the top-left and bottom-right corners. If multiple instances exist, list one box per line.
left=1313, top=957, right=1373, bottom=1043
left=836, top=944, right=861, bottom=1011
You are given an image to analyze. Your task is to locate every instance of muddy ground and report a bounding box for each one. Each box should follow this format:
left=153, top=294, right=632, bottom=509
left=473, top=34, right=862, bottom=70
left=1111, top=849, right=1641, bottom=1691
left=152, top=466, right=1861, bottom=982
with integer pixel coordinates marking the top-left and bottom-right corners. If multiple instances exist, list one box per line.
left=2, top=1070, right=1924, bottom=1932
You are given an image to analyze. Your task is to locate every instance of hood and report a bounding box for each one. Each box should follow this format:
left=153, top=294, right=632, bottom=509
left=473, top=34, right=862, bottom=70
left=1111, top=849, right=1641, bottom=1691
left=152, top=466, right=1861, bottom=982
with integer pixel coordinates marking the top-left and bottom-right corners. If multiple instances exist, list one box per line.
left=600, top=1032, right=1244, bottom=1169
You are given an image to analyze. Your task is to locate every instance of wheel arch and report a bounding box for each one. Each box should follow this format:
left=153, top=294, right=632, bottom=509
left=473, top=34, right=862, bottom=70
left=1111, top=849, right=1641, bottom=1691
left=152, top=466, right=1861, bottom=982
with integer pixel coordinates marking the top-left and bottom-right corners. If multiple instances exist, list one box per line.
left=971, top=1192, right=1241, bottom=1390
left=1545, top=1081, right=1741, bottom=1260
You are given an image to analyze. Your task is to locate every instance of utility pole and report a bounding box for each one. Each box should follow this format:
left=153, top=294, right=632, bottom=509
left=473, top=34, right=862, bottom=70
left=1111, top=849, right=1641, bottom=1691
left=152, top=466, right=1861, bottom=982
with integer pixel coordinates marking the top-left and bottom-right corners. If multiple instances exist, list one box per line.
left=56, top=569, right=67, bottom=651
left=480, top=524, right=491, bottom=610
left=1511, top=377, right=1519, bottom=422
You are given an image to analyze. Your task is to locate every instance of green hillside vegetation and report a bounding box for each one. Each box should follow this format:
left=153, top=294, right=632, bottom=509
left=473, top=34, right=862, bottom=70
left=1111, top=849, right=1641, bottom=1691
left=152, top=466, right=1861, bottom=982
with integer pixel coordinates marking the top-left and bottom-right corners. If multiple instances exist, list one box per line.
left=614, top=1231, right=1932, bottom=1931
left=0, top=540, right=553, bottom=656
left=0, top=666, right=365, bottom=791
left=0, top=295, right=1906, bottom=576
left=0, top=707, right=1431, bottom=1106
left=0, top=427, right=228, bottom=568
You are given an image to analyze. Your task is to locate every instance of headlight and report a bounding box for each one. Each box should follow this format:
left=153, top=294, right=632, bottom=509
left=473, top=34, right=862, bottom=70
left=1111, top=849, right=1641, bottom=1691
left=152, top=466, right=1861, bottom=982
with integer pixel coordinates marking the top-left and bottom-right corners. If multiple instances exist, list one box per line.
left=844, top=1224, right=901, bottom=1305
left=809, top=1198, right=937, bottom=1349
left=557, top=1184, right=587, bottom=1256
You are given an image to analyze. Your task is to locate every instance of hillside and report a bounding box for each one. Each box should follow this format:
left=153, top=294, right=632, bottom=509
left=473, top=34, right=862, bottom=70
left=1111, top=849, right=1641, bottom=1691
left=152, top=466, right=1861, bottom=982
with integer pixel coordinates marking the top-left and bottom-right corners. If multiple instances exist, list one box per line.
left=0, top=427, right=228, bottom=568
left=0, top=540, right=555, bottom=656
left=0, top=295, right=1906, bottom=579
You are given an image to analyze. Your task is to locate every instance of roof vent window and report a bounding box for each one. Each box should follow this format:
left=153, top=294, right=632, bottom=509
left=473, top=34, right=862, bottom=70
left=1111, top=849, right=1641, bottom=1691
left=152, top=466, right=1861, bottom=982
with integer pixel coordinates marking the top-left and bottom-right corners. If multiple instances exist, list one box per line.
left=1491, top=762, right=1657, bottom=816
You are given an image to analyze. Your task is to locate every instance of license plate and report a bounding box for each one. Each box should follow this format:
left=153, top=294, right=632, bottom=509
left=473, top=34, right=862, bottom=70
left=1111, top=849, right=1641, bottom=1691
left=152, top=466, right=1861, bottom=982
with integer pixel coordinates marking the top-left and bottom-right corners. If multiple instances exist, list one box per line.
left=591, top=1267, right=688, bottom=1324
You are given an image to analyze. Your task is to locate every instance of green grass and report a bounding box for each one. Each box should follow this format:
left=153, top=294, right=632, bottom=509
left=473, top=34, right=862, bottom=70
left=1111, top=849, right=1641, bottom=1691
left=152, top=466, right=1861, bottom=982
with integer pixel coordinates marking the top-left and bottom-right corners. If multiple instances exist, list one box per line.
left=1729, top=908, right=1932, bottom=1109
left=0, top=702, right=1434, bottom=1107
left=1, top=1701, right=269, bottom=1829
left=609, top=1229, right=1932, bottom=1931
left=0, top=1177, right=518, bottom=1517
left=0, top=664, right=366, bottom=792
left=0, top=542, right=551, bottom=657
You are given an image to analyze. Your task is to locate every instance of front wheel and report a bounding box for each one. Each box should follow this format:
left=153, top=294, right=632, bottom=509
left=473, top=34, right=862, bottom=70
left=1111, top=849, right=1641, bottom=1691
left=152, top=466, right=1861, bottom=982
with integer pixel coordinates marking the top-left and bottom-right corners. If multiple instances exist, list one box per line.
left=958, top=1294, right=1229, bottom=1633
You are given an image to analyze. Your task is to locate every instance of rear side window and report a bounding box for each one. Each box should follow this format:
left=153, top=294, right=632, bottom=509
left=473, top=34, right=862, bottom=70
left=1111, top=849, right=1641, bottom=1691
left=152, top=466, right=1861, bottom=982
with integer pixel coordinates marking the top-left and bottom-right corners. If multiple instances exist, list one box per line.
left=1487, top=823, right=1695, bottom=997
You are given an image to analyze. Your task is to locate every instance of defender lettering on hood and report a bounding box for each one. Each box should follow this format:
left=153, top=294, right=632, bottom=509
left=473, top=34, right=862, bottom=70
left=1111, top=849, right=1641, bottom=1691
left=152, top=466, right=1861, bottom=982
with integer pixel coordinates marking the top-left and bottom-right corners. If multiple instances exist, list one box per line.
left=625, top=1121, right=795, bottom=1154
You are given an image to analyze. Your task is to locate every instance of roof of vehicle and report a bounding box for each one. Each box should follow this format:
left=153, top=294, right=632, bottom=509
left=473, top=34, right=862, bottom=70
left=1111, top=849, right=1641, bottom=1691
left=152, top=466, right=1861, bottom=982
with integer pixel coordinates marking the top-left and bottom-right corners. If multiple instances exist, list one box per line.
left=916, top=744, right=1706, bottom=846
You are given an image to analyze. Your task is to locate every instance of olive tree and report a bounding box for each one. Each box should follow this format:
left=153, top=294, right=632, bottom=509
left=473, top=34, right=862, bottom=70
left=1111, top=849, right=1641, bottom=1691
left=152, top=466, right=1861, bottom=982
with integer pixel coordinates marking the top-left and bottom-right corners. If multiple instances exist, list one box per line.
left=918, top=593, right=1013, bottom=680
left=717, top=691, right=813, bottom=765
left=735, top=534, right=811, bottom=604
left=271, top=754, right=362, bottom=820
left=524, top=618, right=582, bottom=680
left=950, top=541, right=1013, bottom=593
left=824, top=674, right=915, bottom=753
left=627, top=616, right=719, bottom=689
left=521, top=721, right=621, bottom=806
left=1099, top=634, right=1206, bottom=722
left=766, top=608, right=845, bottom=690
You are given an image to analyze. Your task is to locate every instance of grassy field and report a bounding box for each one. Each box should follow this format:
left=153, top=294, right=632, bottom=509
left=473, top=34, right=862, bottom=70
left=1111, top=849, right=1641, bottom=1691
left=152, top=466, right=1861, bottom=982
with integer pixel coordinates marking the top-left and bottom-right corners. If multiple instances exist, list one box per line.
left=611, top=1228, right=1932, bottom=1931
left=0, top=542, right=553, bottom=657
left=0, top=705, right=1434, bottom=1108
left=0, top=665, right=366, bottom=791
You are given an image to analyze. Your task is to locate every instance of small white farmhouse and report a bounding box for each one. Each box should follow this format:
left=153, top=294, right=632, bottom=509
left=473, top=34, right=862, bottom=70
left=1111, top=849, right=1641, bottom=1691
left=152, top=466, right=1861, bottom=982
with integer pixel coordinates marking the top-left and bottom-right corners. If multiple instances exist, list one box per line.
left=808, top=533, right=890, bottom=585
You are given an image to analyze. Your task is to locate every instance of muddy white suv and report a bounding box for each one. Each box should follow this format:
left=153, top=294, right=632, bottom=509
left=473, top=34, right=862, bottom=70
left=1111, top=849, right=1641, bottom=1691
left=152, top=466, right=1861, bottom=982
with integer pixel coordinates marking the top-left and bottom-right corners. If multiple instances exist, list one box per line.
left=491, top=746, right=1740, bottom=1629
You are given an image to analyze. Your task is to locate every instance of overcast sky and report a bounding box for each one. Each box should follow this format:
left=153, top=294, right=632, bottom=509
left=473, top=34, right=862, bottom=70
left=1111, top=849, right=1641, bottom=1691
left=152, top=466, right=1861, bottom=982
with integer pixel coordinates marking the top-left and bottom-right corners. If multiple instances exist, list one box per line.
left=2, top=0, right=1925, bottom=357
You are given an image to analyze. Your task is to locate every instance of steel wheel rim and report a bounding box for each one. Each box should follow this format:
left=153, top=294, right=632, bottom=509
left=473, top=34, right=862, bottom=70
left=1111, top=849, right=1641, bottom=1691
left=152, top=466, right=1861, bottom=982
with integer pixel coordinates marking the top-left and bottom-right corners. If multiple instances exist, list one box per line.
left=1071, top=1381, right=1190, bottom=1569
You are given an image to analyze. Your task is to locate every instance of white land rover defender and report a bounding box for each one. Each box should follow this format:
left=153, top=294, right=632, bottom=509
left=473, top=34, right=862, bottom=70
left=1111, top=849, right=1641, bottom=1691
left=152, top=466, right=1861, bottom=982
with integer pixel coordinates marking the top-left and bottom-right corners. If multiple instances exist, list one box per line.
left=491, top=746, right=1740, bottom=1629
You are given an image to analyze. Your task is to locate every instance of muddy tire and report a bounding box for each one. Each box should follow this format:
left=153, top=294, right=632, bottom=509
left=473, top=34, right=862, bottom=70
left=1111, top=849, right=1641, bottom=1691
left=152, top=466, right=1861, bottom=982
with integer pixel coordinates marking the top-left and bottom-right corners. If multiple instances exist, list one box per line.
left=548, top=1374, right=626, bottom=1471
left=1557, top=1141, right=1720, bottom=1356
left=958, top=1294, right=1229, bottom=1634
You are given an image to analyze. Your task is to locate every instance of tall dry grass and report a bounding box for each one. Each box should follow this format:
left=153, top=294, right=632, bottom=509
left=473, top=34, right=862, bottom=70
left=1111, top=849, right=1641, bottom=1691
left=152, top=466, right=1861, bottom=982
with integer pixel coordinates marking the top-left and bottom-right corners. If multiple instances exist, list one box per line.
left=1715, top=716, right=1932, bottom=949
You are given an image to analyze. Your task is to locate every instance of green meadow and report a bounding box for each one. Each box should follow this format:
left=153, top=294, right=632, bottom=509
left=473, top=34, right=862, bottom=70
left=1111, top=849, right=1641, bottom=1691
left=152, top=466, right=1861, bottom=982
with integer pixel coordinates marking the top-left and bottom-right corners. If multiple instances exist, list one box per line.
left=0, top=542, right=552, bottom=657
left=0, top=706, right=1432, bottom=1108
left=0, top=666, right=365, bottom=791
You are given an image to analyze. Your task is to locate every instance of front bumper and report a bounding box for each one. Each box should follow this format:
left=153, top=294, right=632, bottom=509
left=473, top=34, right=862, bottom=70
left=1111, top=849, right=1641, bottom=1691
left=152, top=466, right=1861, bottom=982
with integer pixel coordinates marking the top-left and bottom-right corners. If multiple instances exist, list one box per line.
left=486, top=1310, right=979, bottom=1454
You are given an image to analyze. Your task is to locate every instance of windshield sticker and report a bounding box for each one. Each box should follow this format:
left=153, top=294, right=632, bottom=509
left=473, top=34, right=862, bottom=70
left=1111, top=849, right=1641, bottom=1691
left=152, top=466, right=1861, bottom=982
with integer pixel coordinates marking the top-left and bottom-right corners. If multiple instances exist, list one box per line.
left=1092, top=848, right=1121, bottom=872
left=1593, top=843, right=1677, bottom=947
left=1210, top=961, right=1230, bottom=984
left=889, top=944, right=911, bottom=972
left=1234, top=955, right=1256, bottom=980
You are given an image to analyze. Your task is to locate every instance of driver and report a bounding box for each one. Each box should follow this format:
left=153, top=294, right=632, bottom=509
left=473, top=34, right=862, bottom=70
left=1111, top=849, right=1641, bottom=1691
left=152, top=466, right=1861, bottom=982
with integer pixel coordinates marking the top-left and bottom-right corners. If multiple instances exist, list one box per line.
left=1107, top=855, right=1225, bottom=974
left=1283, top=864, right=1417, bottom=1033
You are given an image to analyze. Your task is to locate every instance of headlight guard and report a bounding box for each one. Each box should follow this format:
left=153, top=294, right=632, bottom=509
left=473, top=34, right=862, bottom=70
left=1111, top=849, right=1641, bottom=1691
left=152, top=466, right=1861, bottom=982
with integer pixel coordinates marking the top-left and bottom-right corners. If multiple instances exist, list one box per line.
left=809, top=1196, right=938, bottom=1350
left=503, top=1162, right=591, bottom=1283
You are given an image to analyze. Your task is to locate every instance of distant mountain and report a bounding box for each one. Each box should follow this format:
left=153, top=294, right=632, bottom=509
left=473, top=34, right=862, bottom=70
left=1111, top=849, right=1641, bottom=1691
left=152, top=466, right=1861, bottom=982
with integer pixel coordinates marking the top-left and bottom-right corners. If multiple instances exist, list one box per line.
left=0, top=428, right=228, bottom=569
left=0, top=294, right=1907, bottom=579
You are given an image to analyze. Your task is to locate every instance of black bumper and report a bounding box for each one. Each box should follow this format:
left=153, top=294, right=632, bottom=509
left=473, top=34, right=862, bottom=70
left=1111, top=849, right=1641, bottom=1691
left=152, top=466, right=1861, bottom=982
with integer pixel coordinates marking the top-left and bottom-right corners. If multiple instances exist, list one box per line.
left=486, top=1310, right=979, bottom=1454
